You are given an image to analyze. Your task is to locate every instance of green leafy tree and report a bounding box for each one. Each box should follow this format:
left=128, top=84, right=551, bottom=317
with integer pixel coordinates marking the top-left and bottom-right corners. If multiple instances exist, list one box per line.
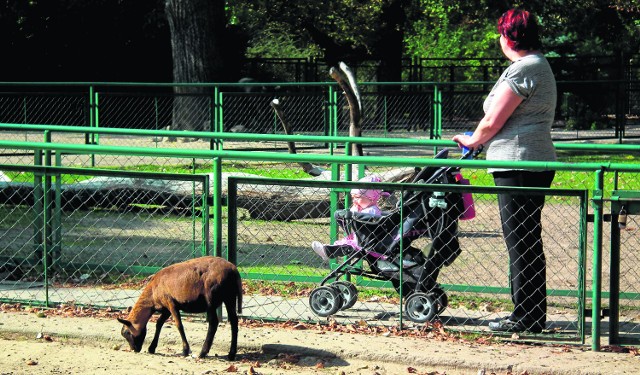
left=0, top=0, right=171, bottom=81
left=228, top=0, right=417, bottom=82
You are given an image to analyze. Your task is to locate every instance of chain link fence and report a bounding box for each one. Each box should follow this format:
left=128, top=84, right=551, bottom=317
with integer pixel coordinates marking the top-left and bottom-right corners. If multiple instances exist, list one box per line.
left=1, top=81, right=638, bottom=153
left=0, top=164, right=209, bottom=308
left=0, top=127, right=639, bottom=346
left=227, top=176, right=588, bottom=341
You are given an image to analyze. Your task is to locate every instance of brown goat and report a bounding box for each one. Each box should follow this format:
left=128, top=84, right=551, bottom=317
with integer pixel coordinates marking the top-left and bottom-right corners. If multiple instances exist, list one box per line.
left=117, top=256, right=242, bottom=360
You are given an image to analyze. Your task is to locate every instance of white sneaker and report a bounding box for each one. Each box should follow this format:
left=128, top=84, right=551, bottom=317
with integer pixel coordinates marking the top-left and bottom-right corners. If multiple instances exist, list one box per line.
left=311, top=241, right=329, bottom=261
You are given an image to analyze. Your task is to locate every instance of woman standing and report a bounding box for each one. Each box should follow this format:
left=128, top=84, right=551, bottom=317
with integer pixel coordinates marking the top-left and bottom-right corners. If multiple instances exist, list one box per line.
left=453, top=8, right=556, bottom=333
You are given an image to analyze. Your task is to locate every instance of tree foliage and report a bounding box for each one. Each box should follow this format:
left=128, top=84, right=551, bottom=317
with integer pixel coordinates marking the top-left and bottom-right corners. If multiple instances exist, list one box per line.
left=0, top=0, right=638, bottom=82
left=0, top=0, right=171, bottom=82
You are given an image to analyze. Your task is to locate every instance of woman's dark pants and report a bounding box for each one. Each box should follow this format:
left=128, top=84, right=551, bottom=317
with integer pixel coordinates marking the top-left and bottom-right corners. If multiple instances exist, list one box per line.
left=493, top=170, right=555, bottom=329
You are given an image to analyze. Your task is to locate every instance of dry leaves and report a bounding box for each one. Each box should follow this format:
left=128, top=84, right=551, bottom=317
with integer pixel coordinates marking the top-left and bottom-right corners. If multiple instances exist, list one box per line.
left=225, top=364, right=238, bottom=372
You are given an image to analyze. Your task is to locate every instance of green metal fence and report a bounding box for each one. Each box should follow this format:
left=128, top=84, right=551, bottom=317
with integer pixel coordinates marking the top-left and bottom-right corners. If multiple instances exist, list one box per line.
left=0, top=163, right=210, bottom=308
left=227, top=176, right=589, bottom=343
left=0, top=80, right=637, bottom=146
left=0, top=126, right=639, bottom=350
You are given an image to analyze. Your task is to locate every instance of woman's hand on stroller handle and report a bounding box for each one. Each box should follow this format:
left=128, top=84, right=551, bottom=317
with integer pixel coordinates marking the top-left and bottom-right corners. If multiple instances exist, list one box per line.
left=452, top=132, right=483, bottom=159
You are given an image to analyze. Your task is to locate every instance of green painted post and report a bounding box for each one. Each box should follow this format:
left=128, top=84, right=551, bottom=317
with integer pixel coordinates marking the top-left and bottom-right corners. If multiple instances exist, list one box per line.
left=202, top=175, right=210, bottom=257
left=93, top=91, right=100, bottom=145
left=87, top=86, right=94, bottom=144
left=431, top=86, right=438, bottom=141
left=227, top=178, right=237, bottom=265
left=212, top=157, right=223, bottom=258
left=211, top=87, right=220, bottom=150
left=330, top=163, right=340, bottom=245
left=33, top=149, right=44, bottom=284
left=217, top=90, right=224, bottom=150
left=154, top=97, right=159, bottom=147
left=578, top=190, right=589, bottom=344
left=328, top=85, right=334, bottom=138
left=436, top=88, right=443, bottom=139
left=191, top=159, right=198, bottom=259
left=90, top=89, right=98, bottom=167
left=43, top=131, right=52, bottom=307
left=591, top=169, right=604, bottom=351
left=53, top=150, right=62, bottom=271
left=331, top=87, right=339, bottom=154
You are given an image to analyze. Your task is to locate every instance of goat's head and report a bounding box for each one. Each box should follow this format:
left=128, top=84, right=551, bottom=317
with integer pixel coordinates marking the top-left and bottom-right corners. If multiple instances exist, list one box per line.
left=117, top=317, right=146, bottom=352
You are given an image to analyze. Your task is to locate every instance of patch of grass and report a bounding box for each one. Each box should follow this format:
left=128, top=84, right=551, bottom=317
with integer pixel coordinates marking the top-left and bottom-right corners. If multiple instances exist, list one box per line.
left=240, top=264, right=323, bottom=275
left=446, top=293, right=511, bottom=311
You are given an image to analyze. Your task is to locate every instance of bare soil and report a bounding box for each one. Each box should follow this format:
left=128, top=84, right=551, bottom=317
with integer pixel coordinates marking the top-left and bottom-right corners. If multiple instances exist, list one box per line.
left=2, top=309, right=640, bottom=375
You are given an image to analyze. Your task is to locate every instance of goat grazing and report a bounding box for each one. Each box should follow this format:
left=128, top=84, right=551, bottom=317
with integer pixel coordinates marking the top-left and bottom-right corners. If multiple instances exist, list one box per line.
left=117, top=256, right=242, bottom=360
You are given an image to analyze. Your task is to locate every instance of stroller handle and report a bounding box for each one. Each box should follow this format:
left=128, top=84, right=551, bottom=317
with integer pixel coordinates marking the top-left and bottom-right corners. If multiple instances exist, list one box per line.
left=461, top=144, right=484, bottom=160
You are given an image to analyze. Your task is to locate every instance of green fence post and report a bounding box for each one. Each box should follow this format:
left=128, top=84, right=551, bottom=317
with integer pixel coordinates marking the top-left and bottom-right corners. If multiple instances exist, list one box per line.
left=33, top=149, right=44, bottom=281
left=154, top=96, right=160, bottom=147
left=93, top=91, right=100, bottom=146
left=578, top=190, right=589, bottom=344
left=202, top=174, right=210, bottom=257
left=191, top=158, right=198, bottom=259
left=431, top=85, right=439, bottom=140
left=591, top=168, right=605, bottom=351
left=87, top=85, right=94, bottom=144
left=436, top=87, right=442, bottom=140
left=216, top=89, right=224, bottom=150
left=212, top=157, right=222, bottom=258
left=327, top=85, right=337, bottom=154
left=43, top=131, right=53, bottom=307
left=53, top=149, right=62, bottom=270
left=330, top=163, right=340, bottom=244
left=88, top=87, right=98, bottom=167
left=211, top=87, right=221, bottom=150
left=227, top=178, right=237, bottom=265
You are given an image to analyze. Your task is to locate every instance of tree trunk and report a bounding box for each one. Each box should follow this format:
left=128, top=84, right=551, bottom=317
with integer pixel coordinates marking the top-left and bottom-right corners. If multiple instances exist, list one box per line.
left=375, top=0, right=407, bottom=87
left=165, top=0, right=226, bottom=133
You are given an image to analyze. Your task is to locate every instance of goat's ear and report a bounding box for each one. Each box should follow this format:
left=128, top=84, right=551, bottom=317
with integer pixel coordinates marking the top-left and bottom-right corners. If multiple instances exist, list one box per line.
left=117, top=318, right=132, bottom=327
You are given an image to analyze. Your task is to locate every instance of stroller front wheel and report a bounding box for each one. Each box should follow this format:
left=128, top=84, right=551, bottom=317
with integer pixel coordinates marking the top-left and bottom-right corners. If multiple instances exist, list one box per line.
left=404, top=292, right=437, bottom=323
left=331, top=281, right=358, bottom=310
left=309, top=286, right=344, bottom=317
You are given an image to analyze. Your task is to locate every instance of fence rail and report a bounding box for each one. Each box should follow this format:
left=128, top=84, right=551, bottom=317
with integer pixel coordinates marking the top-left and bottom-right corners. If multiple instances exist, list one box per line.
left=0, top=127, right=639, bottom=350
left=1, top=80, right=638, bottom=147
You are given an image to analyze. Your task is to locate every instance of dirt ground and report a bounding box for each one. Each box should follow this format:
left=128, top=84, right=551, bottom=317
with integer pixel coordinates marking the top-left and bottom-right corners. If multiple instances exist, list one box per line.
left=2, top=308, right=640, bottom=375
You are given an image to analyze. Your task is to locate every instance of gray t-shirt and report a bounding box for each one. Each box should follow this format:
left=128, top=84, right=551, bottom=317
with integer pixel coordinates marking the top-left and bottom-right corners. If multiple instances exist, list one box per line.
left=484, top=53, right=557, bottom=172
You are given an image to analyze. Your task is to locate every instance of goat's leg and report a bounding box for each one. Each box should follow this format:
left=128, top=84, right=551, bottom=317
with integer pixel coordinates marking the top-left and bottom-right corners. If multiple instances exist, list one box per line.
left=148, top=310, right=170, bottom=354
left=199, top=307, right=219, bottom=359
left=225, top=299, right=239, bottom=361
left=168, top=306, right=190, bottom=356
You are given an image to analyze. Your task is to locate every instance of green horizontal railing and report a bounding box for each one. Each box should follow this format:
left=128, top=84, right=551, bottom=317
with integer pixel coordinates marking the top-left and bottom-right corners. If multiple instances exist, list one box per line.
left=1, top=125, right=640, bottom=350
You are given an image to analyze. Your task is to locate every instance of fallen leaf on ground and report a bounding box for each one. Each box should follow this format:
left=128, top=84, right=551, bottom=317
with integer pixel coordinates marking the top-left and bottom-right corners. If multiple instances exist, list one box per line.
left=225, top=364, right=238, bottom=372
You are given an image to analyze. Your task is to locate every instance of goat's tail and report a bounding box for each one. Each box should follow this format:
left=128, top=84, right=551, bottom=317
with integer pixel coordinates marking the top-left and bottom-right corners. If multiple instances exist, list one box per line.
left=236, top=272, right=243, bottom=314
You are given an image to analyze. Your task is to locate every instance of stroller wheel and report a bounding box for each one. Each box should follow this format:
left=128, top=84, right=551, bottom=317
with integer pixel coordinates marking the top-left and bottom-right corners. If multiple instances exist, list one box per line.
left=404, top=292, right=437, bottom=323
left=309, top=286, right=344, bottom=317
left=331, top=281, right=358, bottom=310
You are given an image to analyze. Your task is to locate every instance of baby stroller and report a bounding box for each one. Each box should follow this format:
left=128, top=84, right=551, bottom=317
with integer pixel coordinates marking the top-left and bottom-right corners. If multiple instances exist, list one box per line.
left=308, top=147, right=482, bottom=323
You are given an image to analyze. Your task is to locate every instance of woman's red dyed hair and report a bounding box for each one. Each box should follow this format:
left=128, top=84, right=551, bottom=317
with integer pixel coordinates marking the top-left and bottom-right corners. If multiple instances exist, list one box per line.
left=498, top=9, right=542, bottom=51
